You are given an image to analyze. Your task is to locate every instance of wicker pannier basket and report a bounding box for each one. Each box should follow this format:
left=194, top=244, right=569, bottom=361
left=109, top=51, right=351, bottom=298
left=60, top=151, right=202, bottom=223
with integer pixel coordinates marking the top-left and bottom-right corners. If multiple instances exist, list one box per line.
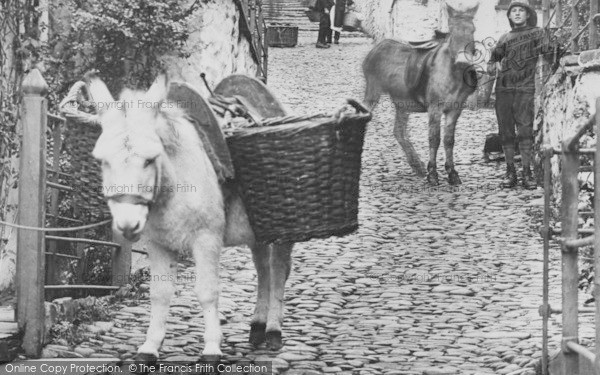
left=267, top=25, right=299, bottom=48
left=213, top=75, right=371, bottom=244
left=64, top=122, right=110, bottom=219
left=59, top=81, right=110, bottom=220
left=224, top=101, right=370, bottom=244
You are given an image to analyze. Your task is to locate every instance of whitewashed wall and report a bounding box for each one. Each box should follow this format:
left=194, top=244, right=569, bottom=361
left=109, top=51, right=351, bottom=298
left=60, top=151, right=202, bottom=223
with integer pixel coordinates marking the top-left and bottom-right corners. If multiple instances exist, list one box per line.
left=352, top=0, right=543, bottom=58
left=538, top=68, right=600, bottom=194
left=164, top=0, right=259, bottom=97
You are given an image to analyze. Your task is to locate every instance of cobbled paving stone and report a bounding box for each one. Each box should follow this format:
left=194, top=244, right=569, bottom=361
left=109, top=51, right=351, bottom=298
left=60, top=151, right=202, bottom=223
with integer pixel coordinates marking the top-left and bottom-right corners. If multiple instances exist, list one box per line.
left=52, top=31, right=598, bottom=374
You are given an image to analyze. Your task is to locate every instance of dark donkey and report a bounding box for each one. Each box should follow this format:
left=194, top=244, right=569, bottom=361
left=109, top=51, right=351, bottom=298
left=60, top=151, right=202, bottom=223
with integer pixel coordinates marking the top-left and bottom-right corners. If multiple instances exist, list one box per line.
left=363, top=3, right=479, bottom=185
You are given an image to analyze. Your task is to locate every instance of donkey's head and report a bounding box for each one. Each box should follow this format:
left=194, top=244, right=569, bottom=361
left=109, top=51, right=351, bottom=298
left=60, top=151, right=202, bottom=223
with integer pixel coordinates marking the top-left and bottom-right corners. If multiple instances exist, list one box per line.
left=445, top=2, right=479, bottom=66
left=91, top=74, right=175, bottom=242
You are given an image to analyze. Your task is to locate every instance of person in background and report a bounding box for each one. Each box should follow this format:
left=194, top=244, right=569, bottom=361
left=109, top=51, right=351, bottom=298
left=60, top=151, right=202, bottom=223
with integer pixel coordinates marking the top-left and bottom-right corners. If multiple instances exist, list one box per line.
left=487, top=0, right=554, bottom=189
left=315, top=0, right=334, bottom=48
left=330, top=0, right=354, bottom=44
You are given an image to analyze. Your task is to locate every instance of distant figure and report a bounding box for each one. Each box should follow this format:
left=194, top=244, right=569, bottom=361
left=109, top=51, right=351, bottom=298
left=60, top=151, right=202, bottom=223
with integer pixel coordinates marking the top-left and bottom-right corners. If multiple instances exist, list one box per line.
left=330, top=0, right=354, bottom=44
left=487, top=0, right=556, bottom=189
left=315, top=0, right=334, bottom=48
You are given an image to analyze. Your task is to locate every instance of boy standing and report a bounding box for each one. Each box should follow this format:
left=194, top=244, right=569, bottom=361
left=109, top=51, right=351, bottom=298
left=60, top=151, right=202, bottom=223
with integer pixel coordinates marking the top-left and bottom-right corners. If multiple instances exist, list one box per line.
left=331, top=0, right=354, bottom=44
left=315, top=0, right=334, bottom=48
left=487, top=0, right=551, bottom=189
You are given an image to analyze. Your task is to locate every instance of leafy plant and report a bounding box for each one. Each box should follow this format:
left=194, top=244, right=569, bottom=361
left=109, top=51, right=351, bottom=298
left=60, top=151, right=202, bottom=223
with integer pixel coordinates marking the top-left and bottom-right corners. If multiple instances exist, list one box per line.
left=44, top=0, right=198, bottom=105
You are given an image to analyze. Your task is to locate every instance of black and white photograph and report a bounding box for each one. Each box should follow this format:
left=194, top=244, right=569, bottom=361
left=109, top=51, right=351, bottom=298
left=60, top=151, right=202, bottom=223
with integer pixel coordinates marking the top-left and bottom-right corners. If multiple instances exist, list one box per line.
left=0, top=0, right=600, bottom=374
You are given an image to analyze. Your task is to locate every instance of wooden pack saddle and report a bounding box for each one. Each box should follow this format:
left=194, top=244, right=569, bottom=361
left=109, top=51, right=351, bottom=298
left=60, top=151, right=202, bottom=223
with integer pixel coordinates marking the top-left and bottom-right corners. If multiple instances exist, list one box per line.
left=167, top=82, right=235, bottom=183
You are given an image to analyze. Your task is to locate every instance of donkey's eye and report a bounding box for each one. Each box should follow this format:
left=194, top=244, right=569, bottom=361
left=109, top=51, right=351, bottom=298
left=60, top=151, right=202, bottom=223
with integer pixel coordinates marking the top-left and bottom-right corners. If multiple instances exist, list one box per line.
left=143, top=158, right=156, bottom=168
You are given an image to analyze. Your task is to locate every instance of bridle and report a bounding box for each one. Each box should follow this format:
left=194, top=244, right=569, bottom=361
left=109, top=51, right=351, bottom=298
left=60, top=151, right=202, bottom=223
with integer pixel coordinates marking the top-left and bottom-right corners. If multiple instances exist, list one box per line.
left=104, top=156, right=162, bottom=211
left=448, top=34, right=476, bottom=65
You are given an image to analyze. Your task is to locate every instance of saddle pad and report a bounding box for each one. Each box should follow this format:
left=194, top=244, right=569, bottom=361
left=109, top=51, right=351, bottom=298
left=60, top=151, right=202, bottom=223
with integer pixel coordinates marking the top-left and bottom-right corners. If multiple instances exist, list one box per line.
left=407, top=40, right=440, bottom=50
left=167, top=82, right=235, bottom=183
left=404, top=45, right=440, bottom=104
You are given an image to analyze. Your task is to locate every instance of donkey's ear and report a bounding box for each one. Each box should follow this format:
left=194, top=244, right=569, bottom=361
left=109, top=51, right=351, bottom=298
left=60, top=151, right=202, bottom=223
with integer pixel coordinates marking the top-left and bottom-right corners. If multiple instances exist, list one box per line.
left=446, top=4, right=455, bottom=18
left=84, top=70, right=115, bottom=115
left=145, top=74, right=169, bottom=105
left=466, top=3, right=479, bottom=17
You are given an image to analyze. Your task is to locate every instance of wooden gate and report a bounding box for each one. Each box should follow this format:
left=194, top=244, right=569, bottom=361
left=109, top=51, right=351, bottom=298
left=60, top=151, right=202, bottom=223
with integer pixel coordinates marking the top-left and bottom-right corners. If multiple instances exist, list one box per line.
left=235, top=0, right=269, bottom=81
left=15, top=69, right=132, bottom=358
left=540, top=98, right=600, bottom=374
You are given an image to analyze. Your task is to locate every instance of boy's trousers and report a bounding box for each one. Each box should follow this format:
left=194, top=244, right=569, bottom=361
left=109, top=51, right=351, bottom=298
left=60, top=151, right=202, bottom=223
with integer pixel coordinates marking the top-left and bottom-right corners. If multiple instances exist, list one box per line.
left=317, top=13, right=331, bottom=43
left=495, top=90, right=535, bottom=146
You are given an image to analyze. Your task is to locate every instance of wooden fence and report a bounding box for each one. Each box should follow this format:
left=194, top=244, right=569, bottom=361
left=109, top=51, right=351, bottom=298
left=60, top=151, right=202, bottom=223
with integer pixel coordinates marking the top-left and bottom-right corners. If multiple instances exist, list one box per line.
left=540, top=99, right=600, bottom=375
left=16, top=70, right=132, bottom=357
left=542, top=0, right=600, bottom=52
left=235, top=0, right=269, bottom=82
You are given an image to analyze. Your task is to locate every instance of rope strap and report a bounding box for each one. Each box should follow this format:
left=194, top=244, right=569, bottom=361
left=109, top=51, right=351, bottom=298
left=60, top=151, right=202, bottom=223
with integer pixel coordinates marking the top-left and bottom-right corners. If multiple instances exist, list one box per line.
left=0, top=218, right=112, bottom=232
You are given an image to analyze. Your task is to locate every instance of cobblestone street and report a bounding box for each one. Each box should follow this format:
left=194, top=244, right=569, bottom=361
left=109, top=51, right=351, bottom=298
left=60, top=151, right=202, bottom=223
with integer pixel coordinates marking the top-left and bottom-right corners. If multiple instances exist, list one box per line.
left=40, top=30, right=593, bottom=375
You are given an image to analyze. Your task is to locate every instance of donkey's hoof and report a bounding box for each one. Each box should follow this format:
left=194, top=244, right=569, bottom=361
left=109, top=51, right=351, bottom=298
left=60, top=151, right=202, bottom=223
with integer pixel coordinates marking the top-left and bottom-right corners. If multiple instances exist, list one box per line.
left=133, top=352, right=158, bottom=364
left=415, top=164, right=427, bottom=177
left=448, top=171, right=462, bottom=185
left=249, top=322, right=266, bottom=346
left=200, top=354, right=223, bottom=375
left=426, top=171, right=439, bottom=186
left=266, top=330, right=283, bottom=351
left=201, top=353, right=223, bottom=362
left=131, top=353, right=158, bottom=374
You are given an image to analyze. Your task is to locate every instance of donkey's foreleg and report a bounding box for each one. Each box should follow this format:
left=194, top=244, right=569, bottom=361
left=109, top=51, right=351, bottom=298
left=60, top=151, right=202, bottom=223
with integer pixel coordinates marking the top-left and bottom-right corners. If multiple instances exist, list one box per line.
left=266, top=242, right=293, bottom=350
left=443, top=109, right=463, bottom=185
left=192, top=232, right=223, bottom=357
left=392, top=102, right=425, bottom=177
left=249, top=242, right=270, bottom=346
left=426, top=107, right=443, bottom=186
left=137, top=245, right=177, bottom=360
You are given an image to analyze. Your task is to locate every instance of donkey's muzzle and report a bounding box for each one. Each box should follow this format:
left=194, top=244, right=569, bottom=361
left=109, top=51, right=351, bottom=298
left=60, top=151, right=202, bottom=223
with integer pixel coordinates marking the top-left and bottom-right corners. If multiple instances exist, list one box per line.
left=117, top=221, right=142, bottom=242
left=107, top=195, right=149, bottom=243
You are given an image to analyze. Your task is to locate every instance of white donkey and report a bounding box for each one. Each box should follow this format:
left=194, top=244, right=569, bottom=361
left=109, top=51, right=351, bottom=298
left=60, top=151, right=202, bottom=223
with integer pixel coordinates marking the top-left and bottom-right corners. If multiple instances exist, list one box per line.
left=89, top=74, right=294, bottom=361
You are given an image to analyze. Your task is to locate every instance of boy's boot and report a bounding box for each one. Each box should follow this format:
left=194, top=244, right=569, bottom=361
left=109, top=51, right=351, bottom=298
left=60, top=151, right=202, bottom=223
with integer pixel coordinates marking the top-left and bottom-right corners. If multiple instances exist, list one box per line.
left=501, top=163, right=517, bottom=188
left=519, top=139, right=536, bottom=190
left=501, top=143, right=517, bottom=188
left=522, top=166, right=537, bottom=190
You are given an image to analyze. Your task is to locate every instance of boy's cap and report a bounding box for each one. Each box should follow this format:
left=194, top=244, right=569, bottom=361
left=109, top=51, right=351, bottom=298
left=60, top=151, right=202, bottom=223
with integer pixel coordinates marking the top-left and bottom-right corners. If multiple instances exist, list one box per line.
left=507, top=0, right=537, bottom=28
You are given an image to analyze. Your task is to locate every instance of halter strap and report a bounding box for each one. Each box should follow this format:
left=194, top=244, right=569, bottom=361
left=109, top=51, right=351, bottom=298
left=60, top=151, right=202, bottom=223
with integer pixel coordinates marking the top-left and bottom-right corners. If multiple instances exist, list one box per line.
left=106, top=193, right=155, bottom=207
left=104, top=156, right=162, bottom=209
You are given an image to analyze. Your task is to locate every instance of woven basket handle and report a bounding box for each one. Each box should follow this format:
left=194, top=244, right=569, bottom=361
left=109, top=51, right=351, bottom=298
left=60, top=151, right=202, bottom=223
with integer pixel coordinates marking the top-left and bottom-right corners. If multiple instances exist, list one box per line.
left=59, top=79, right=101, bottom=126
left=345, top=98, right=370, bottom=114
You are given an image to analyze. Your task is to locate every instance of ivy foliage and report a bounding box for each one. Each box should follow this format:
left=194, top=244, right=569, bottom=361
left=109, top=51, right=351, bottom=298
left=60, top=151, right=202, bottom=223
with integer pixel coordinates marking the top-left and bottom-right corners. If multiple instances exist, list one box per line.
left=552, top=0, right=600, bottom=52
left=44, top=0, right=199, bottom=102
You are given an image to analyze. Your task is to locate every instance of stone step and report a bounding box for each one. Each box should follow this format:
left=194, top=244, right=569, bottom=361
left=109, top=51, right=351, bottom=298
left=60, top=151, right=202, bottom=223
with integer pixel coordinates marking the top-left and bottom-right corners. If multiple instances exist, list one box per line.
left=0, top=306, right=15, bottom=322
left=262, top=0, right=318, bottom=31
left=0, top=306, right=19, bottom=363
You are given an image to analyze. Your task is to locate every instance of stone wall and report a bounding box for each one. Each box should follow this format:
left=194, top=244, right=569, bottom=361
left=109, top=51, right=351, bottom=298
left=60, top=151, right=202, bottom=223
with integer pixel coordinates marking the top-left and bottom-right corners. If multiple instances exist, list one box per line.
left=353, top=0, right=506, bottom=44
left=537, top=61, right=600, bottom=192
left=164, top=0, right=259, bottom=97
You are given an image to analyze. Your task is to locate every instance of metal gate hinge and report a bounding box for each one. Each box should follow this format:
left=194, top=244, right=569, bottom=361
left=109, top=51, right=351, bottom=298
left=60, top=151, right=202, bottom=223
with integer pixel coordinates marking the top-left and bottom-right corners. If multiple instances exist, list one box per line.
left=562, top=336, right=579, bottom=353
